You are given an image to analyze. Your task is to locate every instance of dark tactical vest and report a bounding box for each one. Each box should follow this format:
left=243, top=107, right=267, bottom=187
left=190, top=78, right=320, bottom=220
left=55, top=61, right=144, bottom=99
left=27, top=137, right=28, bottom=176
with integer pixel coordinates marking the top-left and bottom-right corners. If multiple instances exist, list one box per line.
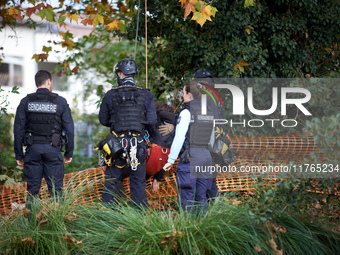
left=109, top=85, right=147, bottom=134
left=183, top=100, right=214, bottom=149
left=26, top=92, right=62, bottom=144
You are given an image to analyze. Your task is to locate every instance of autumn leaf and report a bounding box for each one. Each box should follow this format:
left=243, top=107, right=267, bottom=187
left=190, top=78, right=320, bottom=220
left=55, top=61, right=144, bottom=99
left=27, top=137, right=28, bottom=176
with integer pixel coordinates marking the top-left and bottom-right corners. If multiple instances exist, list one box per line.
left=201, top=5, right=211, bottom=17
left=211, top=6, right=217, bottom=17
left=7, top=7, right=18, bottom=16
left=64, top=233, right=76, bottom=243
left=21, top=237, right=36, bottom=247
left=39, top=218, right=49, bottom=225
left=32, top=53, right=49, bottom=62
left=60, top=39, right=75, bottom=50
left=71, top=65, right=79, bottom=74
left=26, top=7, right=36, bottom=17
left=58, top=31, right=73, bottom=39
left=191, top=11, right=210, bottom=27
left=160, top=231, right=185, bottom=250
left=234, top=58, right=249, bottom=73
left=42, top=46, right=52, bottom=53
left=81, top=18, right=93, bottom=26
left=184, top=0, right=196, bottom=19
left=70, top=13, right=78, bottom=24
left=244, top=0, right=255, bottom=8
left=85, top=4, right=95, bottom=14
left=119, top=4, right=129, bottom=14
left=92, top=15, right=104, bottom=29
left=106, top=20, right=120, bottom=30
left=179, top=0, right=186, bottom=8
left=245, top=25, right=254, bottom=35
left=59, top=0, right=64, bottom=8
left=7, top=7, right=23, bottom=23
left=35, top=3, right=45, bottom=10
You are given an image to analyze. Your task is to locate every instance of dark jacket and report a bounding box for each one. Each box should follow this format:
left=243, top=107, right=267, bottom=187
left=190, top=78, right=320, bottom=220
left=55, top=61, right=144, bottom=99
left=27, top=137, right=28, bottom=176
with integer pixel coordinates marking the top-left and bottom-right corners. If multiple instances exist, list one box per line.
left=14, top=88, right=74, bottom=159
left=99, top=85, right=158, bottom=136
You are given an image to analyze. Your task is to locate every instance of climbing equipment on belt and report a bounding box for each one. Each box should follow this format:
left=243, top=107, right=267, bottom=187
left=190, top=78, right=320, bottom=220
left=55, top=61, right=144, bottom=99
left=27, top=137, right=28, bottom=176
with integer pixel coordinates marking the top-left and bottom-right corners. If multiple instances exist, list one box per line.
left=130, top=137, right=138, bottom=171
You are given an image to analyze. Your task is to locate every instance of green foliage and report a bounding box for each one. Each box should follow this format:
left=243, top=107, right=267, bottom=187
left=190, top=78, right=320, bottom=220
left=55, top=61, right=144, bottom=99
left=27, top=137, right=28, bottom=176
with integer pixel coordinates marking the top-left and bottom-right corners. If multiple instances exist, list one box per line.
left=64, top=112, right=105, bottom=174
left=126, top=0, right=339, bottom=81
left=1, top=180, right=339, bottom=254
left=0, top=86, right=24, bottom=186
left=305, top=113, right=340, bottom=165
left=229, top=176, right=340, bottom=232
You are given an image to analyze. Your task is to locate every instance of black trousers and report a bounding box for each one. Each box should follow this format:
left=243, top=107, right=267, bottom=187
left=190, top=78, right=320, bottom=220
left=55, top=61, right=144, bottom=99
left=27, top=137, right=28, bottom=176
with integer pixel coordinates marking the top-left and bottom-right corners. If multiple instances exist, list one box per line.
left=24, top=144, right=64, bottom=208
left=102, top=136, right=148, bottom=209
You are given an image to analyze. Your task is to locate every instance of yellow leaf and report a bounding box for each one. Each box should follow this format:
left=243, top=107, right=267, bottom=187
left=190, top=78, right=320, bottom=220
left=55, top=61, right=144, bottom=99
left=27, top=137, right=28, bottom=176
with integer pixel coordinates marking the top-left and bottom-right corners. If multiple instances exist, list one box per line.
left=106, top=20, right=120, bottom=30
left=234, top=58, right=249, bottom=73
left=85, top=4, right=94, bottom=13
left=211, top=7, right=217, bottom=17
left=60, top=39, right=75, bottom=50
left=8, top=7, right=18, bottom=16
left=244, top=0, right=255, bottom=8
left=59, top=22, right=67, bottom=29
left=92, top=15, right=104, bottom=29
left=179, top=0, right=186, bottom=8
left=245, top=25, right=253, bottom=35
left=191, top=12, right=208, bottom=27
left=32, top=54, right=40, bottom=63
left=59, top=32, right=66, bottom=38
left=201, top=5, right=211, bottom=17
left=31, top=53, right=48, bottom=62
left=240, top=58, right=249, bottom=67
left=70, top=13, right=78, bottom=24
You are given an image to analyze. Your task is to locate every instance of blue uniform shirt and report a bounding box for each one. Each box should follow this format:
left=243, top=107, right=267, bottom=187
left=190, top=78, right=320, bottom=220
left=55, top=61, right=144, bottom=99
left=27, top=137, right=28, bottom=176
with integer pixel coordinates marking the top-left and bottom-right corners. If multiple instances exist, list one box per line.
left=14, top=88, right=74, bottom=160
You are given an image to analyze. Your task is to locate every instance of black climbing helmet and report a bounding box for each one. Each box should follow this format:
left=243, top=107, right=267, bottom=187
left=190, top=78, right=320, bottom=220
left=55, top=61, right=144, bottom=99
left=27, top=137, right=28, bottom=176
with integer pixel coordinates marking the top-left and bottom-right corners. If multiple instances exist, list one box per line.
left=114, top=59, right=138, bottom=76
left=193, top=68, right=213, bottom=78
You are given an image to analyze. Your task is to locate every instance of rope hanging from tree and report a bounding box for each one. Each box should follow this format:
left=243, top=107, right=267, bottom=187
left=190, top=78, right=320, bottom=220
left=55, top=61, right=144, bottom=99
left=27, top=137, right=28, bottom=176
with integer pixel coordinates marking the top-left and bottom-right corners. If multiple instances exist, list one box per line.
left=145, top=0, right=148, bottom=89
left=133, top=0, right=148, bottom=89
left=134, top=0, right=141, bottom=61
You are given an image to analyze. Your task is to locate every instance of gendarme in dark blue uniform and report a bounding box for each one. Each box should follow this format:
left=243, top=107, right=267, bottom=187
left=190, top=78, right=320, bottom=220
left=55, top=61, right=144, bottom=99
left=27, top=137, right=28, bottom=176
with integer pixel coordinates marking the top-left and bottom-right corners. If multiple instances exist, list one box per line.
left=193, top=69, right=222, bottom=201
left=98, top=59, right=157, bottom=209
left=14, top=70, right=74, bottom=208
left=163, top=84, right=214, bottom=214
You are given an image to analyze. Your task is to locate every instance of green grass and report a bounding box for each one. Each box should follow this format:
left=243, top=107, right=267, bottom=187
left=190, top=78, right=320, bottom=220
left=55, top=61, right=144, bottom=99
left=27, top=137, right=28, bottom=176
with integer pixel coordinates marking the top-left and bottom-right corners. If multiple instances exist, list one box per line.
left=0, top=181, right=339, bottom=255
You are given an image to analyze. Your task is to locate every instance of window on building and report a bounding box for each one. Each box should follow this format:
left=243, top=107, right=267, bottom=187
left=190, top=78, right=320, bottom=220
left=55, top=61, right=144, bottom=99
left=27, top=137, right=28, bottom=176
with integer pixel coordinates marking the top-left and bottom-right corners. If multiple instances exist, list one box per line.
left=0, top=57, right=23, bottom=87
left=37, top=62, right=68, bottom=90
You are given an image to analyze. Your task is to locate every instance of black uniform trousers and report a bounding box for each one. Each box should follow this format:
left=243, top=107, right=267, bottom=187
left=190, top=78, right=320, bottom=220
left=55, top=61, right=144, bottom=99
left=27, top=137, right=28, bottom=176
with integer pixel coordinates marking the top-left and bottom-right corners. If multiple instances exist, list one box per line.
left=102, top=135, right=148, bottom=209
left=24, top=144, right=64, bottom=208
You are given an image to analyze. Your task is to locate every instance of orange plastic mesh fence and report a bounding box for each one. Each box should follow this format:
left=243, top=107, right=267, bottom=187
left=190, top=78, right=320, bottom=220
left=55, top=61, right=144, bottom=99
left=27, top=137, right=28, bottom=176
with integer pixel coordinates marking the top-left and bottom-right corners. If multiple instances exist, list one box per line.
left=0, top=134, right=337, bottom=216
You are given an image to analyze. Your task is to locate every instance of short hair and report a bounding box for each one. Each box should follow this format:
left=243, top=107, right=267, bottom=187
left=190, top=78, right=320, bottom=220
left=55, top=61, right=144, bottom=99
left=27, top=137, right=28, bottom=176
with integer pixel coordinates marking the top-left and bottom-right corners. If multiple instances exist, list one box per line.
left=155, top=101, right=174, bottom=112
left=184, top=82, right=202, bottom=100
left=35, top=70, right=52, bottom=87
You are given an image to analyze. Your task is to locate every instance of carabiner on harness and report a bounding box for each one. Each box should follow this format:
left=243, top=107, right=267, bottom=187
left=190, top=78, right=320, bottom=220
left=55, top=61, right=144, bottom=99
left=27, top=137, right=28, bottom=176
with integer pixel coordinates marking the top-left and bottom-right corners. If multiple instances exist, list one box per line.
left=129, top=137, right=138, bottom=171
left=121, top=138, right=128, bottom=159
